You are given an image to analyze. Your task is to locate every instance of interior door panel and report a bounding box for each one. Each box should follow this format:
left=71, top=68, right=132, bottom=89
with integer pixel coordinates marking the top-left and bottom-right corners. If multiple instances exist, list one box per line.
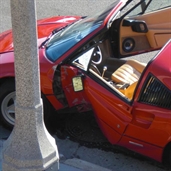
left=119, top=7, right=171, bottom=56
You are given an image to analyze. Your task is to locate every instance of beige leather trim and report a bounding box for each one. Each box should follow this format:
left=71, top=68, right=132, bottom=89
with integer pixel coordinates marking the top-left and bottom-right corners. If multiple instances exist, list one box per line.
left=138, top=7, right=171, bottom=48
left=126, top=59, right=146, bottom=73
left=89, top=59, right=145, bottom=100
left=89, top=69, right=126, bottom=98
left=135, top=7, right=171, bottom=29
left=90, top=68, right=135, bottom=100
left=124, top=81, right=138, bottom=100
left=111, top=59, right=146, bottom=85
left=111, top=64, right=140, bottom=84
left=119, top=7, right=171, bottom=54
left=154, top=33, right=171, bottom=47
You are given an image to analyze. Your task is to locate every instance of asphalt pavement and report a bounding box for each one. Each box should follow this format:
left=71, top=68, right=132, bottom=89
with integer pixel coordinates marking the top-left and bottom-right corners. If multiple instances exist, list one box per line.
left=0, top=124, right=112, bottom=171
left=0, top=119, right=170, bottom=171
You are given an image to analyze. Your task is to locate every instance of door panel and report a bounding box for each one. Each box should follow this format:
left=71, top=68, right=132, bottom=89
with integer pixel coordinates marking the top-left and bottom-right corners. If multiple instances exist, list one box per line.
left=118, top=136, right=163, bottom=162
left=131, top=109, right=155, bottom=129
left=123, top=103, right=171, bottom=147
left=119, top=7, right=171, bottom=55
left=136, top=7, right=171, bottom=48
left=118, top=103, right=170, bottom=162
left=84, top=77, right=132, bottom=144
left=61, top=64, right=133, bottom=145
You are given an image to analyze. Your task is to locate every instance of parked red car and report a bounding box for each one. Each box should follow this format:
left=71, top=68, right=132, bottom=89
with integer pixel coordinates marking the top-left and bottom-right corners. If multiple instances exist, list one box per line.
left=0, top=0, right=171, bottom=164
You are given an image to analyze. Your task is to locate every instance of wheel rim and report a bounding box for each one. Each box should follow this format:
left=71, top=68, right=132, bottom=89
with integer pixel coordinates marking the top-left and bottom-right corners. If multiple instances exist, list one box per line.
left=1, top=92, right=15, bottom=126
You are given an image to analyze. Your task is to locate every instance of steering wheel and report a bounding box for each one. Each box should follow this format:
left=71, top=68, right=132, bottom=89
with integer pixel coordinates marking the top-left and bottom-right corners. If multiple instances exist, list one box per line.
left=91, top=46, right=102, bottom=65
left=90, top=64, right=101, bottom=76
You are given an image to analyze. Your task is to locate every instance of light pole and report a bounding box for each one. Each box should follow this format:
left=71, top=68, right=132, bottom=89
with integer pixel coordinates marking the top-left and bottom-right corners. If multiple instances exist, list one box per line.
left=2, top=0, right=59, bottom=170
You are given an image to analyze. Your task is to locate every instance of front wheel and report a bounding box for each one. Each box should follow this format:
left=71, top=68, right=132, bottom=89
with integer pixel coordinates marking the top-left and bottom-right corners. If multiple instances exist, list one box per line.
left=0, top=80, right=54, bottom=129
left=0, top=81, right=15, bottom=128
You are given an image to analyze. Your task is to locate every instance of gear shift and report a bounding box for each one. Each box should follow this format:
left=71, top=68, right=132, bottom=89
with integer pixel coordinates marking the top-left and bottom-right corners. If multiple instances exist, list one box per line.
left=102, top=66, right=107, bottom=78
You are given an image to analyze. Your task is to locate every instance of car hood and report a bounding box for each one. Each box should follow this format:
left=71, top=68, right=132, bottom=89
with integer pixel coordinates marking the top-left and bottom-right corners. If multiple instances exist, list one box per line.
left=0, top=16, right=81, bottom=53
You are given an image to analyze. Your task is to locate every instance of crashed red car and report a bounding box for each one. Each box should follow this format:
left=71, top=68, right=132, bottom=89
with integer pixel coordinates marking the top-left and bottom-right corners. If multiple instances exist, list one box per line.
left=0, top=0, right=171, bottom=164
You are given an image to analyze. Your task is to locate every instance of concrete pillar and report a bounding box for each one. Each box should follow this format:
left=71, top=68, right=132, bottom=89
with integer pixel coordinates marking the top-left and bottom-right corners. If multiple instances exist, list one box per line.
left=2, top=0, right=59, bottom=170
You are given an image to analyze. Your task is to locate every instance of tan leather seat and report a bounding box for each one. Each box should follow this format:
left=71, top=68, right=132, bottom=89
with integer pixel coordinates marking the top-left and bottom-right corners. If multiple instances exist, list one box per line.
left=120, top=81, right=138, bottom=100
left=111, top=59, right=146, bottom=85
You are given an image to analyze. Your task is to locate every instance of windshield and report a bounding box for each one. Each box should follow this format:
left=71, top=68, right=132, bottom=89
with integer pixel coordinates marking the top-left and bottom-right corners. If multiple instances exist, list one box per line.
left=45, top=0, right=120, bottom=62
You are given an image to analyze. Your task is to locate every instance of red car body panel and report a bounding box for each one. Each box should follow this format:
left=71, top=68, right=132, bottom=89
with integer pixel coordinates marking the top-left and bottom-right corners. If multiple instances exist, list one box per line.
left=0, top=16, right=81, bottom=53
left=0, top=52, right=15, bottom=78
left=1, top=0, right=171, bottom=164
left=0, top=16, right=81, bottom=110
left=36, top=1, right=127, bottom=110
left=119, top=136, right=163, bottom=162
left=60, top=40, right=171, bottom=163
left=116, top=42, right=171, bottom=162
left=84, top=78, right=132, bottom=139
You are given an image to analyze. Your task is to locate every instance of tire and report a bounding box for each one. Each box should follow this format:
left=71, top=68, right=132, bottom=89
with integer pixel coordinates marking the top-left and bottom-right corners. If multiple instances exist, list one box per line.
left=168, top=149, right=171, bottom=167
left=0, top=80, right=15, bottom=129
left=41, top=93, right=56, bottom=128
left=0, top=80, right=55, bottom=129
left=162, top=144, right=171, bottom=168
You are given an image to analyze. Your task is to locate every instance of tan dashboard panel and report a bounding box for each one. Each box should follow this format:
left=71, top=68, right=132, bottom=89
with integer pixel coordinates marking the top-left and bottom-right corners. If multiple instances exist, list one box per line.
left=119, top=7, right=171, bottom=55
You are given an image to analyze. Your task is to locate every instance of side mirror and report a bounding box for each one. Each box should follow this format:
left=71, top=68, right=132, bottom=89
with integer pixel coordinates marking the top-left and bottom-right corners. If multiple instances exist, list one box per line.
left=72, top=76, right=84, bottom=92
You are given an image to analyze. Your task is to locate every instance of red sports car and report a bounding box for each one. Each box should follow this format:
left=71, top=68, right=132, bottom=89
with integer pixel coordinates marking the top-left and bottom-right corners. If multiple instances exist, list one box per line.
left=0, top=0, right=171, bottom=164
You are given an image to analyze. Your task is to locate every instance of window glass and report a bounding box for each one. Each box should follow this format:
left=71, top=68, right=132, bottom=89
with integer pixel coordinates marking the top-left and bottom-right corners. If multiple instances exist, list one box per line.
left=145, top=0, right=171, bottom=13
left=123, top=0, right=171, bottom=18
left=72, top=48, right=94, bottom=71
left=118, top=0, right=142, bottom=17
left=45, top=0, right=120, bottom=62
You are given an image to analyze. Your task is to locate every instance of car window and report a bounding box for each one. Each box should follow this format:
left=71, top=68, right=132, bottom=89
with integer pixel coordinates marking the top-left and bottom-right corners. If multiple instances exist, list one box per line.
left=122, top=0, right=142, bottom=16
left=72, top=48, right=94, bottom=71
left=45, top=0, right=121, bottom=62
left=145, top=0, right=171, bottom=13
left=126, top=0, right=171, bottom=17
left=45, top=20, right=101, bottom=62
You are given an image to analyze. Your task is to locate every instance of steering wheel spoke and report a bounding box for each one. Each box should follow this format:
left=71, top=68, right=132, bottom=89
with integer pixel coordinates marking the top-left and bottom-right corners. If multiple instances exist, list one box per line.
left=92, top=46, right=102, bottom=65
left=90, top=64, right=101, bottom=76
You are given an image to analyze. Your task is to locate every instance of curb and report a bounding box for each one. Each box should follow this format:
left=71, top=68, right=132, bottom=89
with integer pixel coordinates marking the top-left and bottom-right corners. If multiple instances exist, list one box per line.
left=63, top=158, right=112, bottom=171
left=0, top=139, right=4, bottom=171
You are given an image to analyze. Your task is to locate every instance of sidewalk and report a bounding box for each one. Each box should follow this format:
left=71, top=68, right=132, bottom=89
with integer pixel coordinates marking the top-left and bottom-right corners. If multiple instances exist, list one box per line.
left=0, top=125, right=111, bottom=171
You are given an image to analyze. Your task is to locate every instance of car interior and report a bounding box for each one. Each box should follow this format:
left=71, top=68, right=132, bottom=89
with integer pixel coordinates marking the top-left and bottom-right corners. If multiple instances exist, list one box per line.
left=89, top=53, right=146, bottom=100
left=73, top=2, right=171, bottom=101
left=91, top=5, right=171, bottom=100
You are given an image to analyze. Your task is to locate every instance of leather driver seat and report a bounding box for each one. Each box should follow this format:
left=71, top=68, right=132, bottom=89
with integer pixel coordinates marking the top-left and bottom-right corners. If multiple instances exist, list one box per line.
left=111, top=59, right=146, bottom=85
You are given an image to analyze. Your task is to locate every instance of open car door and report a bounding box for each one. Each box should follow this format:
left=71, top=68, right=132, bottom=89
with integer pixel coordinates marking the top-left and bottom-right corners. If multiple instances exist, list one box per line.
left=117, top=0, right=171, bottom=57
left=60, top=47, right=133, bottom=144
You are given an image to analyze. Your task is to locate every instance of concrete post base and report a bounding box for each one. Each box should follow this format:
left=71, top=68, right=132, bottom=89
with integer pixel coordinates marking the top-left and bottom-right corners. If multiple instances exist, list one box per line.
left=2, top=103, right=59, bottom=171
left=44, top=162, right=59, bottom=171
left=2, top=0, right=59, bottom=170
